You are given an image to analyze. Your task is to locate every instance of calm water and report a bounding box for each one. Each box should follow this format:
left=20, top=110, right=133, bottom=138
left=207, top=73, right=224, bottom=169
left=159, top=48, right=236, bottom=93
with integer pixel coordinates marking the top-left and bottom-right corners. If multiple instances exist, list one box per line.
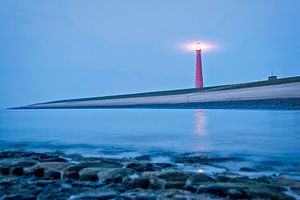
left=0, top=109, right=299, bottom=162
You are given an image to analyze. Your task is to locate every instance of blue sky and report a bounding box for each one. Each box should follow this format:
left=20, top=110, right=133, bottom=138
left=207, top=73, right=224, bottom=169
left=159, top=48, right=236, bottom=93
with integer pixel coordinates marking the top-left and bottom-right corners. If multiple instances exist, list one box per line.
left=0, top=0, right=299, bottom=108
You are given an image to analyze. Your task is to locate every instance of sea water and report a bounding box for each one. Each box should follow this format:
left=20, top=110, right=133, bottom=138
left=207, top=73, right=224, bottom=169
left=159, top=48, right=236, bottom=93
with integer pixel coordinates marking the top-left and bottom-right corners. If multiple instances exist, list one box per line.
left=0, top=109, right=299, bottom=173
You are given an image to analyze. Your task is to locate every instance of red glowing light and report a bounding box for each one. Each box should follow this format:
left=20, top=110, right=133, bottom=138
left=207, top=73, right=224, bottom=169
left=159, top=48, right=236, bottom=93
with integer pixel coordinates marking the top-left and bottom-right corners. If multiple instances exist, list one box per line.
left=180, top=41, right=218, bottom=52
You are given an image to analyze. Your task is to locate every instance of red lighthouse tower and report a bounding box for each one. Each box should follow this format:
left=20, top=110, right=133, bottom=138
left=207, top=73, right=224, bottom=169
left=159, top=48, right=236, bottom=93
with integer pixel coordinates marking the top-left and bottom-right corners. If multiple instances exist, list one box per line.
left=195, top=42, right=203, bottom=88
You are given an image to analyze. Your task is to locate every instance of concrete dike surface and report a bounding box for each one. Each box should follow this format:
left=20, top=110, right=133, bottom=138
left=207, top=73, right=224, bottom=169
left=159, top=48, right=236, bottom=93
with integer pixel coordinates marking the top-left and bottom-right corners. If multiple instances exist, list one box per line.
left=16, top=76, right=300, bottom=109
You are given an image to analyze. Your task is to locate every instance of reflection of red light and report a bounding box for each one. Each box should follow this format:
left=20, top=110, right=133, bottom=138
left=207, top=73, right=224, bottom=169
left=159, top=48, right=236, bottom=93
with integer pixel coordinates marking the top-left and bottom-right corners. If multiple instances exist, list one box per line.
left=197, top=168, right=204, bottom=173
left=194, top=110, right=206, bottom=136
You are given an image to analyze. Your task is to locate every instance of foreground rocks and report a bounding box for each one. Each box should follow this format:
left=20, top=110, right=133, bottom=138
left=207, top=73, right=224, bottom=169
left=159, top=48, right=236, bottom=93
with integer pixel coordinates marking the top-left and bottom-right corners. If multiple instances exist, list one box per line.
left=0, top=151, right=298, bottom=200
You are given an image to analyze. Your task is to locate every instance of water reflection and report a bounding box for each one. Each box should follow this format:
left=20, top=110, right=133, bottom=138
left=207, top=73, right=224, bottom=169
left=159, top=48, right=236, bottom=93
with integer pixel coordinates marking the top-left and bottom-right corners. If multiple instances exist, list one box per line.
left=194, top=110, right=207, bottom=136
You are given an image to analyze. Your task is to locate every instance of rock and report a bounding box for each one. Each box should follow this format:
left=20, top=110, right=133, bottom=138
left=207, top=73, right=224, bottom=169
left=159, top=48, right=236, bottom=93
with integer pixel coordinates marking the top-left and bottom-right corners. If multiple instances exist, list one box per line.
left=157, top=171, right=194, bottom=181
left=123, top=177, right=151, bottom=189
left=45, top=170, right=61, bottom=180
left=31, top=154, right=66, bottom=163
left=196, top=183, right=249, bottom=199
left=0, top=150, right=296, bottom=200
left=31, top=168, right=44, bottom=177
left=31, top=162, right=72, bottom=171
left=29, top=162, right=71, bottom=178
left=151, top=171, right=195, bottom=189
left=256, top=176, right=274, bottom=184
left=149, top=178, right=166, bottom=189
left=101, top=183, right=129, bottom=193
left=291, top=187, right=300, bottom=195
left=0, top=151, right=66, bottom=164
left=125, top=162, right=155, bottom=172
left=0, top=167, right=10, bottom=175
left=63, top=171, right=79, bottom=180
left=0, top=158, right=38, bottom=176
left=11, top=167, right=24, bottom=176
left=184, top=174, right=216, bottom=192
left=186, top=174, right=215, bottom=185
left=81, top=156, right=124, bottom=162
left=120, top=190, right=157, bottom=200
left=239, top=167, right=257, bottom=172
left=174, top=155, right=241, bottom=164
left=64, top=161, right=122, bottom=174
left=227, top=188, right=246, bottom=199
left=0, top=159, right=37, bottom=168
left=276, top=177, right=300, bottom=188
left=69, top=191, right=118, bottom=200
left=0, top=194, right=36, bottom=200
left=80, top=159, right=123, bottom=168
left=64, top=153, right=84, bottom=162
left=40, top=157, right=68, bottom=162
left=215, top=175, right=231, bottom=182
left=160, top=189, right=213, bottom=200
left=98, top=168, right=135, bottom=183
left=134, top=155, right=151, bottom=161
left=196, top=182, right=294, bottom=200
left=34, top=180, right=58, bottom=187
left=153, top=163, right=176, bottom=170
left=79, top=167, right=108, bottom=181
left=245, top=187, right=294, bottom=200
left=37, top=184, right=75, bottom=200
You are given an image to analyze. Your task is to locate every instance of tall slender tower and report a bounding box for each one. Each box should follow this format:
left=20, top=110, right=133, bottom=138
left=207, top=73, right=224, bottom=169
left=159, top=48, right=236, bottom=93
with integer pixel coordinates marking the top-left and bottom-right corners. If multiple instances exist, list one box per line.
left=195, top=42, right=203, bottom=88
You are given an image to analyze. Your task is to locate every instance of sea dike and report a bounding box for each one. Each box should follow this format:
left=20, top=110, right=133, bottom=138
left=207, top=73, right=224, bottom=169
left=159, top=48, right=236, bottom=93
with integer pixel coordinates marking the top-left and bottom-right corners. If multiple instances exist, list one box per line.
left=0, top=150, right=299, bottom=200
left=15, top=76, right=300, bottom=110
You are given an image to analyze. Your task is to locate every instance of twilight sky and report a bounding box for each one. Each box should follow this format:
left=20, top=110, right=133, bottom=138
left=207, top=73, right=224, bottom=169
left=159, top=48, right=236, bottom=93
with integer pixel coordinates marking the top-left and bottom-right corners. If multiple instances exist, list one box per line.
left=0, top=0, right=299, bottom=108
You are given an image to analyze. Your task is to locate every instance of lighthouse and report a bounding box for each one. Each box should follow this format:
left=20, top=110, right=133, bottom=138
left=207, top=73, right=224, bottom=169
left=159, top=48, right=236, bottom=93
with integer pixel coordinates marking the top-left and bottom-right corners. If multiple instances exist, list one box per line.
left=195, top=42, right=203, bottom=88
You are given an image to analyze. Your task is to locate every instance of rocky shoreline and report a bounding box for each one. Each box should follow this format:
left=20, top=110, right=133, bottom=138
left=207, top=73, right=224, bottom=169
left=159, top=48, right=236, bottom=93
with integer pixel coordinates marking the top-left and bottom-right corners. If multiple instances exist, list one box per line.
left=0, top=151, right=299, bottom=200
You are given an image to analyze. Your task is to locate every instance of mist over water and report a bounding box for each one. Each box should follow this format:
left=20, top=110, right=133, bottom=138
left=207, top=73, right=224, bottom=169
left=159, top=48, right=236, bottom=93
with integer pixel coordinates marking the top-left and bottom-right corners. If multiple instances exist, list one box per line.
left=0, top=109, right=299, bottom=161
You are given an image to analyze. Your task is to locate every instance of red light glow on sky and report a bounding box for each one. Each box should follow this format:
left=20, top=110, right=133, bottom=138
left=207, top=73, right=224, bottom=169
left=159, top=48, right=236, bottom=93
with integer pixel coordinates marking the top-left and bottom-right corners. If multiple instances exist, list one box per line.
left=178, top=41, right=218, bottom=52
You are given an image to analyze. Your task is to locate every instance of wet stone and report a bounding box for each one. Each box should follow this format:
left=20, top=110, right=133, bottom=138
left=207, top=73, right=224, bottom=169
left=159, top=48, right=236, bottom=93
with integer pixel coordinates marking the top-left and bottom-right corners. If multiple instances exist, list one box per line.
left=40, top=157, right=68, bottom=163
left=37, top=186, right=74, bottom=200
left=214, top=175, right=232, bottom=182
left=123, top=177, right=151, bottom=189
left=239, top=167, right=257, bottom=172
left=153, top=162, right=175, bottom=170
left=126, top=162, right=156, bottom=172
left=11, top=167, right=23, bottom=176
left=149, top=178, right=166, bottom=189
left=134, top=155, right=151, bottom=161
left=69, top=190, right=118, bottom=200
left=31, top=168, right=44, bottom=177
left=83, top=160, right=123, bottom=168
left=0, top=167, right=10, bottom=175
left=0, top=194, right=36, bottom=200
left=120, top=190, right=157, bottom=200
left=0, top=150, right=297, bottom=200
left=79, top=167, right=107, bottom=181
left=31, top=162, right=72, bottom=171
left=174, top=155, right=242, bottom=164
left=45, top=170, right=61, bottom=180
left=65, top=161, right=122, bottom=174
left=276, top=177, right=300, bottom=188
left=184, top=173, right=216, bottom=192
left=158, top=171, right=194, bottom=180
left=63, top=171, right=79, bottom=180
left=99, top=168, right=135, bottom=183
left=186, top=173, right=216, bottom=185
left=0, top=158, right=37, bottom=171
left=101, top=183, right=129, bottom=193
left=291, top=187, right=300, bottom=195
left=160, top=189, right=211, bottom=200
left=142, top=171, right=195, bottom=189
